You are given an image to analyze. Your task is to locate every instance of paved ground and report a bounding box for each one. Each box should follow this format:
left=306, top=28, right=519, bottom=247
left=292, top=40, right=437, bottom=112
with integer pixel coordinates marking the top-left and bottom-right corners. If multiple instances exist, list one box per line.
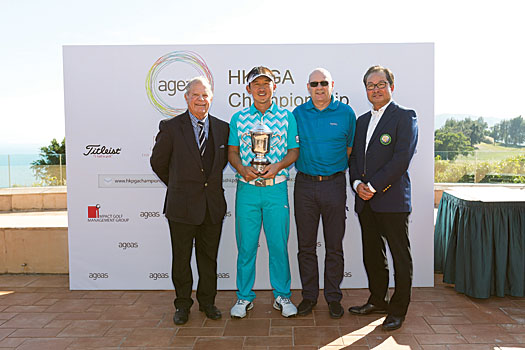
left=0, top=273, right=523, bottom=349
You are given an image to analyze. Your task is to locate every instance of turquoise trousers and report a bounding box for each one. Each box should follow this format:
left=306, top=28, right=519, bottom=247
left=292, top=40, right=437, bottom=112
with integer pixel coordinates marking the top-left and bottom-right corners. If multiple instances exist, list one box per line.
left=235, top=180, right=292, bottom=301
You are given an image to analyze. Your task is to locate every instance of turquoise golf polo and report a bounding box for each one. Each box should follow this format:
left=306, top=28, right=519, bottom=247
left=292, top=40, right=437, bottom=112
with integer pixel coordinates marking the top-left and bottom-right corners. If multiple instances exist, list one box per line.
left=293, top=96, right=356, bottom=176
left=229, top=103, right=299, bottom=178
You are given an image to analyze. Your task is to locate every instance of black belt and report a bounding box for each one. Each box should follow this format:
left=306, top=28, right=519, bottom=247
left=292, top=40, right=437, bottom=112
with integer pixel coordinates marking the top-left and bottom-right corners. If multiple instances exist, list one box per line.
left=298, top=171, right=344, bottom=182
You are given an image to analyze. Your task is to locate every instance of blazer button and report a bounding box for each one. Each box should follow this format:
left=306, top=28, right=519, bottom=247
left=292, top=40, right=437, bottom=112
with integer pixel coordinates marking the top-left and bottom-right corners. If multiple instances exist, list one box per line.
left=204, top=183, right=208, bottom=187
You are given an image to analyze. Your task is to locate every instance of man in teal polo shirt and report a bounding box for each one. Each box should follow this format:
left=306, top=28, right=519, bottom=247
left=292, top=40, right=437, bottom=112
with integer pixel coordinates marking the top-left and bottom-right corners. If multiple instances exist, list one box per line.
left=293, top=68, right=356, bottom=318
left=228, top=66, right=300, bottom=318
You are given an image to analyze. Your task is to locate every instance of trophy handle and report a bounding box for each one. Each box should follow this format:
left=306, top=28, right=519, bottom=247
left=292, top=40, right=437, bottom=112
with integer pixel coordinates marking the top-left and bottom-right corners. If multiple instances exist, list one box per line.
left=241, top=132, right=250, bottom=145
left=271, top=133, right=282, bottom=147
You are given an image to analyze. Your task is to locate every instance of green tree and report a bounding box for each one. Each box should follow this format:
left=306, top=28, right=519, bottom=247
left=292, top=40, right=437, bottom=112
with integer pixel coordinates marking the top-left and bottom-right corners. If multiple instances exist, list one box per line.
left=31, top=138, right=66, bottom=186
left=490, top=123, right=500, bottom=143
left=509, top=116, right=524, bottom=145
left=492, top=119, right=515, bottom=144
left=470, top=117, right=488, bottom=145
left=434, top=130, right=473, bottom=160
left=442, top=117, right=487, bottom=146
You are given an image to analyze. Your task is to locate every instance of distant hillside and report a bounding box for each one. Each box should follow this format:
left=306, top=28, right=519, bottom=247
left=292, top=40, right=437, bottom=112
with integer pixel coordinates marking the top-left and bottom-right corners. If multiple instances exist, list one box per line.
left=435, top=114, right=504, bottom=130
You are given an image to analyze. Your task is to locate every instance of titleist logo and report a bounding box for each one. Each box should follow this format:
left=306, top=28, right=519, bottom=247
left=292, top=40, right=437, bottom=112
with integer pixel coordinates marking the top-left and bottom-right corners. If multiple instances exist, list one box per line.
left=83, top=145, right=122, bottom=156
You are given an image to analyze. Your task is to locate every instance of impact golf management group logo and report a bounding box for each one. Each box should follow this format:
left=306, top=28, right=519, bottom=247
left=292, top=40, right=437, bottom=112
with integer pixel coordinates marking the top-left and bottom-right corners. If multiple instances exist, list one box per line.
left=87, top=204, right=100, bottom=218
left=87, top=204, right=130, bottom=223
left=145, top=51, right=214, bottom=117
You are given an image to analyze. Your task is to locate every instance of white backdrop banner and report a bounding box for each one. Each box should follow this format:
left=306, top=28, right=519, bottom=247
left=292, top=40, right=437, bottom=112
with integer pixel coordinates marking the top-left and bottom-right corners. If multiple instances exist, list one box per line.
left=64, top=43, right=434, bottom=290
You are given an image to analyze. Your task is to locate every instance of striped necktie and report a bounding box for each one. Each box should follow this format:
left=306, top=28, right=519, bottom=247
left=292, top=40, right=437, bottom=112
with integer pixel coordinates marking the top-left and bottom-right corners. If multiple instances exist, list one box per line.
left=197, top=120, right=206, bottom=157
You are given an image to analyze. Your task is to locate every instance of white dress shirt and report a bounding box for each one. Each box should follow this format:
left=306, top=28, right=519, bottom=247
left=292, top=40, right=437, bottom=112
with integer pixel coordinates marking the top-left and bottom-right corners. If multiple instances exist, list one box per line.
left=353, top=100, right=393, bottom=193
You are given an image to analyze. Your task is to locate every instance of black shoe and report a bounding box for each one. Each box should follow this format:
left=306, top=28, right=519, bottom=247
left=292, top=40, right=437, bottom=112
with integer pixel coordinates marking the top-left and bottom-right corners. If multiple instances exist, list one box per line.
left=348, top=303, right=387, bottom=315
left=173, top=307, right=190, bottom=325
left=199, top=304, right=222, bottom=320
left=297, top=299, right=316, bottom=316
left=328, top=301, right=344, bottom=319
left=382, top=315, right=405, bottom=331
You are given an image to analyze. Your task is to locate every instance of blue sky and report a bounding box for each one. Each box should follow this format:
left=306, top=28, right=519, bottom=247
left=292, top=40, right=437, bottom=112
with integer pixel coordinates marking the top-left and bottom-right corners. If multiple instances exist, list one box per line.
left=1, top=0, right=524, bottom=153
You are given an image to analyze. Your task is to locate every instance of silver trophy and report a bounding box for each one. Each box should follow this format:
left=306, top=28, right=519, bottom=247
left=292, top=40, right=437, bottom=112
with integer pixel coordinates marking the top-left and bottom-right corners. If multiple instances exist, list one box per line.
left=242, top=121, right=281, bottom=175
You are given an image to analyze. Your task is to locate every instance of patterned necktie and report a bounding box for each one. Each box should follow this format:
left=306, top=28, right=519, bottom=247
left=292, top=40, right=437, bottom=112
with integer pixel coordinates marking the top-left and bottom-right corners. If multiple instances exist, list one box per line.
left=197, top=120, right=206, bottom=157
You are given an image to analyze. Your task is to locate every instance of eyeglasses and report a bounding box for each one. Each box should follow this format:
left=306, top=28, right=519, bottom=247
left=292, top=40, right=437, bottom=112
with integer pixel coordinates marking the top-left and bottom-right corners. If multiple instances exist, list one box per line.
left=366, top=81, right=388, bottom=90
left=309, top=81, right=329, bottom=87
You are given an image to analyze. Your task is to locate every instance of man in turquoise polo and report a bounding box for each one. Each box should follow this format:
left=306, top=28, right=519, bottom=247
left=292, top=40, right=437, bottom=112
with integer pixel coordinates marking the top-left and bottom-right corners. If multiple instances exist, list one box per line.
left=228, top=66, right=300, bottom=318
left=293, top=68, right=356, bottom=318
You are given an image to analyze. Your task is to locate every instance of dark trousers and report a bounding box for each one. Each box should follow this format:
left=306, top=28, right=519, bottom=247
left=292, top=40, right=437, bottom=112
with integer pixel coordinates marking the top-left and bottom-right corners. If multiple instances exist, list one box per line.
left=294, top=172, right=347, bottom=303
left=358, top=201, right=413, bottom=317
left=168, top=209, right=222, bottom=309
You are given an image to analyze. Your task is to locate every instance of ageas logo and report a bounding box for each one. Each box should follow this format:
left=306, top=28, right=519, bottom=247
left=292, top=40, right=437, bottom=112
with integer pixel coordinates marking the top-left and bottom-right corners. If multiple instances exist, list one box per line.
left=149, top=272, right=169, bottom=280
left=88, top=272, right=109, bottom=280
left=145, top=51, right=213, bottom=118
left=139, top=211, right=160, bottom=219
left=118, top=242, right=139, bottom=250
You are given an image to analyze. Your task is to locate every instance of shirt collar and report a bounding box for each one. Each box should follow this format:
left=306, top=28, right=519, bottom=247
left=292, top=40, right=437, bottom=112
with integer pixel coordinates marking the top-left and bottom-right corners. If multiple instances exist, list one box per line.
left=188, top=111, right=208, bottom=126
left=249, top=102, right=278, bottom=116
left=371, top=100, right=392, bottom=116
left=306, top=95, right=339, bottom=111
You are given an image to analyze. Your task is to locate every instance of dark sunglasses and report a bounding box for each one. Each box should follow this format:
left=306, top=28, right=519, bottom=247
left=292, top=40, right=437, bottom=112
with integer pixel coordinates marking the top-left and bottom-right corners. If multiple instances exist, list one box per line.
left=309, top=81, right=329, bottom=87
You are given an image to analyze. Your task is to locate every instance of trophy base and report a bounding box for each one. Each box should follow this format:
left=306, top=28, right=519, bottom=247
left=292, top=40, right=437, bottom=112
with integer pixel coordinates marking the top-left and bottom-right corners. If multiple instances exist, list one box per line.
left=251, top=160, right=270, bottom=175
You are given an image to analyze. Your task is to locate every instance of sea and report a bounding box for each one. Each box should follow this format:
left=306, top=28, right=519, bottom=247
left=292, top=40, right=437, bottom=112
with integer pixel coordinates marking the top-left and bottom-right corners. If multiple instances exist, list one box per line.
left=0, top=154, right=43, bottom=188
left=0, top=144, right=50, bottom=188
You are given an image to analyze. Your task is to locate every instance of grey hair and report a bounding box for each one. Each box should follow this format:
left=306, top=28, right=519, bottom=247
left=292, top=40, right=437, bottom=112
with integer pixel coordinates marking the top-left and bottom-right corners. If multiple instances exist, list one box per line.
left=185, top=76, right=213, bottom=96
left=308, top=68, right=333, bottom=83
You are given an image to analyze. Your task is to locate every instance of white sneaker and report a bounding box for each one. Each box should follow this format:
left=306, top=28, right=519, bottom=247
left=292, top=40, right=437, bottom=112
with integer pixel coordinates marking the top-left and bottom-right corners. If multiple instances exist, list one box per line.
left=230, top=299, right=253, bottom=318
left=273, top=296, right=297, bottom=317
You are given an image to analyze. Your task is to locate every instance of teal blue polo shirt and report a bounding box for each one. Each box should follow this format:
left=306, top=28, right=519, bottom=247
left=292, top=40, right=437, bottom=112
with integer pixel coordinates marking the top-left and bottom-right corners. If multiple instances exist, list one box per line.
left=293, top=96, right=356, bottom=176
left=229, top=103, right=299, bottom=178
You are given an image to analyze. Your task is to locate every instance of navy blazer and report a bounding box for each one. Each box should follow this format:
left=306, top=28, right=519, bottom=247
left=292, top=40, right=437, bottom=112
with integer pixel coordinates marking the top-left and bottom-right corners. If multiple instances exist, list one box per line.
left=349, top=101, right=418, bottom=213
left=150, top=111, right=229, bottom=225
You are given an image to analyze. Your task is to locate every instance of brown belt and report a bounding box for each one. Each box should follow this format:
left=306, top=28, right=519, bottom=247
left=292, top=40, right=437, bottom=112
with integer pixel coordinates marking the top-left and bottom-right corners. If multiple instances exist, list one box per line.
left=298, top=171, right=344, bottom=182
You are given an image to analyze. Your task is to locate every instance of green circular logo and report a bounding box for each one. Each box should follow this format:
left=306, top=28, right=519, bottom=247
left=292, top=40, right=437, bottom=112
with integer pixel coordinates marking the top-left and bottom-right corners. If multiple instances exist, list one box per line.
left=380, top=134, right=391, bottom=145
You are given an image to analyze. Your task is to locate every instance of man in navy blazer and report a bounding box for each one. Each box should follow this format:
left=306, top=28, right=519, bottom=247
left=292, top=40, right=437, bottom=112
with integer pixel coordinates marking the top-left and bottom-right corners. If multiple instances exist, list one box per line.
left=150, top=76, right=229, bottom=325
left=348, top=66, right=418, bottom=331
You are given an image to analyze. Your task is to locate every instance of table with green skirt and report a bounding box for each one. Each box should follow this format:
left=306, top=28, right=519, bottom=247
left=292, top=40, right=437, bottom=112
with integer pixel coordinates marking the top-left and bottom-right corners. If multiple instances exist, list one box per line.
left=434, top=187, right=525, bottom=298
